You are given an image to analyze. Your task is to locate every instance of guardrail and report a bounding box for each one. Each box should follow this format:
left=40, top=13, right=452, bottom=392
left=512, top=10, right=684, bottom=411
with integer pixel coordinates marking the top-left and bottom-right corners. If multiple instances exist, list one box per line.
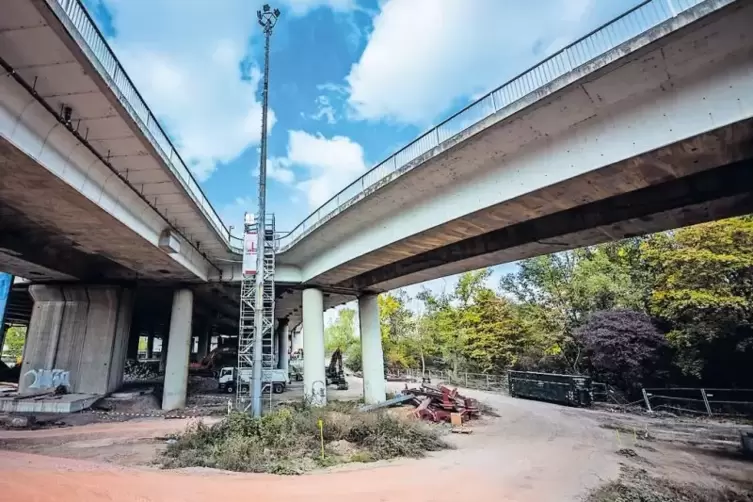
left=46, top=0, right=242, bottom=253
left=49, top=0, right=710, bottom=256
left=275, top=0, right=707, bottom=250
left=642, top=387, right=753, bottom=417
left=394, top=369, right=509, bottom=393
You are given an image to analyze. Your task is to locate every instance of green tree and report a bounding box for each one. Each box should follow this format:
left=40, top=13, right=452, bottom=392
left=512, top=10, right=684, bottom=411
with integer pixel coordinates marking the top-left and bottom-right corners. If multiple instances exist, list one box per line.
left=2, top=326, right=26, bottom=360
left=378, top=291, right=415, bottom=370
left=463, top=288, right=532, bottom=373
left=642, top=216, right=753, bottom=384
left=416, top=269, right=532, bottom=375
left=500, top=244, right=653, bottom=372
left=417, top=286, right=465, bottom=375
left=324, top=307, right=356, bottom=355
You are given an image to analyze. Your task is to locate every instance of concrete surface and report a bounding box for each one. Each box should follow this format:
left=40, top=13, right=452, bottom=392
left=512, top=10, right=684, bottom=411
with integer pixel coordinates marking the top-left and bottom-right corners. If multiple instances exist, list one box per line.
left=0, top=0, right=237, bottom=284
left=275, top=0, right=753, bottom=294
left=302, top=288, right=326, bottom=406
left=277, top=320, right=289, bottom=373
left=162, top=289, right=193, bottom=411
left=19, top=284, right=133, bottom=395
left=0, top=393, right=99, bottom=413
left=358, top=293, right=386, bottom=405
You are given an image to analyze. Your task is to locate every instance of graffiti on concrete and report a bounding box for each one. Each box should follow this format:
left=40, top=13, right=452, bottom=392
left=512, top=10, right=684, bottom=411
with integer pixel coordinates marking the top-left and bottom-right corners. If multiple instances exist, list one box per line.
left=24, top=368, right=71, bottom=390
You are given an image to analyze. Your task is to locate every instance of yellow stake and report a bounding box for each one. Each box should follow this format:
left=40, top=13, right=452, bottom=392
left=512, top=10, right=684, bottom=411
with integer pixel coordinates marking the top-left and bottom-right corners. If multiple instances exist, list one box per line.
left=318, top=418, right=325, bottom=461
left=616, top=430, right=622, bottom=448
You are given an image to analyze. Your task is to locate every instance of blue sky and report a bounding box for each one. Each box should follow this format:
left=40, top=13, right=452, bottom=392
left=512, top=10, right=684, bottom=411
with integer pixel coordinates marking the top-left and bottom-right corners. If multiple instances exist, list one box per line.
left=83, top=0, right=641, bottom=301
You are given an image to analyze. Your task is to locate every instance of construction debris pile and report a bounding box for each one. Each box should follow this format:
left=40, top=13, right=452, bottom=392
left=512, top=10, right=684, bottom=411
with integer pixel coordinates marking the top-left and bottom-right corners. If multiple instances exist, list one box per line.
left=364, top=385, right=480, bottom=425
left=123, top=360, right=160, bottom=382
left=405, top=385, right=480, bottom=423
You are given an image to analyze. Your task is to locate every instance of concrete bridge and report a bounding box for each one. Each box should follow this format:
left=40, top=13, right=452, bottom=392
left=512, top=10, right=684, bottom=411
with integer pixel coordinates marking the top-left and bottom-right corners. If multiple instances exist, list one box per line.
left=1, top=0, right=751, bottom=409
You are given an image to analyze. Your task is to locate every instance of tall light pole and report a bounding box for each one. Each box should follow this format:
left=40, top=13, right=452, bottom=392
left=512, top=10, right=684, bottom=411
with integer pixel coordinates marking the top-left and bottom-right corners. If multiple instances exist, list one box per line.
left=251, top=3, right=280, bottom=417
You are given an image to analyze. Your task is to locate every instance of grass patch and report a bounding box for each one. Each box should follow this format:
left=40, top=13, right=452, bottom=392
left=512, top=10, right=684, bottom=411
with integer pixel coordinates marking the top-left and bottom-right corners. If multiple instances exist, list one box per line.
left=159, top=401, right=450, bottom=474
left=587, top=467, right=753, bottom=502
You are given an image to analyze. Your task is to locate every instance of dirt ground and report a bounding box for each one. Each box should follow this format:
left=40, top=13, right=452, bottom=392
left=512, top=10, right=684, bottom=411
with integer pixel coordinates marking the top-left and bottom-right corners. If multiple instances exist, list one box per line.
left=0, top=378, right=750, bottom=502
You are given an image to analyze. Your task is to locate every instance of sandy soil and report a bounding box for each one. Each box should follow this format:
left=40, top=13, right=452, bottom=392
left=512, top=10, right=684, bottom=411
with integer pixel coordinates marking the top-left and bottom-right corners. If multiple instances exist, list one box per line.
left=0, top=379, right=749, bottom=502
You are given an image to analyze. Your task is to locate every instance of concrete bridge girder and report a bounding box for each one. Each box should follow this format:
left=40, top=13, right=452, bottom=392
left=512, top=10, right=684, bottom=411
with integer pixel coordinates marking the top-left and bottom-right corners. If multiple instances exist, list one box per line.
left=275, top=0, right=753, bottom=293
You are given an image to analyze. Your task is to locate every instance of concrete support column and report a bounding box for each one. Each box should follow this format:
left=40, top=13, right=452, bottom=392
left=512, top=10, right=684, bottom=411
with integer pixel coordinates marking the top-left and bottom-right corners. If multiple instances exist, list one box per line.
left=196, top=322, right=210, bottom=360
left=291, top=326, right=303, bottom=353
left=159, top=333, right=168, bottom=372
left=359, top=293, right=386, bottom=405
left=127, top=327, right=140, bottom=360
left=21, top=286, right=65, bottom=393
left=162, top=289, right=193, bottom=411
left=277, top=318, right=290, bottom=373
left=20, top=285, right=133, bottom=395
left=146, top=333, right=154, bottom=359
left=302, top=288, right=326, bottom=406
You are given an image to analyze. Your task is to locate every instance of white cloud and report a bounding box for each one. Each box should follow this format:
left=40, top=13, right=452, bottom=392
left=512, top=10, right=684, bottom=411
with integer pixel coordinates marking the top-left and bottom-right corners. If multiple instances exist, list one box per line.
left=100, top=0, right=277, bottom=181
left=310, top=95, right=337, bottom=124
left=99, top=0, right=357, bottom=182
left=270, top=130, right=367, bottom=209
left=219, top=196, right=255, bottom=236
left=267, top=157, right=297, bottom=184
left=284, top=0, right=357, bottom=15
left=345, top=0, right=612, bottom=125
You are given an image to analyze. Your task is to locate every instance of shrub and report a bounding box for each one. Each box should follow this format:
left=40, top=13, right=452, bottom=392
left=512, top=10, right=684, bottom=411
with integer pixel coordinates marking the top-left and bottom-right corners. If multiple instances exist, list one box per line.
left=160, top=402, right=449, bottom=474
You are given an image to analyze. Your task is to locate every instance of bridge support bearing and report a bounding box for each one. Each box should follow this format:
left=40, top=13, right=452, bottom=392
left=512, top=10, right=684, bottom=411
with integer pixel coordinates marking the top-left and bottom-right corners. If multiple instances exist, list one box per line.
left=20, top=285, right=133, bottom=395
left=302, top=288, right=326, bottom=406
left=359, top=293, right=386, bottom=405
left=162, top=289, right=193, bottom=411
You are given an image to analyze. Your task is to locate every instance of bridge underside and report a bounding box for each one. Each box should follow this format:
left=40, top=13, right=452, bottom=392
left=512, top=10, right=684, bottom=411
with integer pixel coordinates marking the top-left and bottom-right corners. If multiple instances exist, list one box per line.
left=0, top=135, right=197, bottom=282
left=284, top=1, right=753, bottom=295
left=315, top=116, right=753, bottom=292
left=345, top=154, right=753, bottom=291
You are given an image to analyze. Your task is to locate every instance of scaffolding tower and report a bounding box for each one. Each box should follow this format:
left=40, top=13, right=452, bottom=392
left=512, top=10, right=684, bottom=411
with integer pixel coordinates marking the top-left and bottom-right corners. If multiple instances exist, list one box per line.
left=236, top=214, right=276, bottom=410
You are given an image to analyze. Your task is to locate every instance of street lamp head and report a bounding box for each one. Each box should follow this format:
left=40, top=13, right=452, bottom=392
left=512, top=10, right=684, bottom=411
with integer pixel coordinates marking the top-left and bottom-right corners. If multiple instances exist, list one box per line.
left=257, top=4, right=280, bottom=33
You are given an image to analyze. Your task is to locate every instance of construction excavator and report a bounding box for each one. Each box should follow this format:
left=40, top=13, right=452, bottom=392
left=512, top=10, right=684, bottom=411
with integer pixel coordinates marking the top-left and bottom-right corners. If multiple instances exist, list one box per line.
left=189, top=345, right=236, bottom=375
left=325, top=348, right=348, bottom=390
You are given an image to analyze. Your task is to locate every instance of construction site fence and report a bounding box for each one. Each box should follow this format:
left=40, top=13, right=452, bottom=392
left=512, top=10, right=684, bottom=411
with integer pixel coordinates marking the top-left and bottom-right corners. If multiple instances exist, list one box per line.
left=641, top=387, right=753, bottom=417
left=385, top=370, right=753, bottom=418
left=389, top=369, right=509, bottom=393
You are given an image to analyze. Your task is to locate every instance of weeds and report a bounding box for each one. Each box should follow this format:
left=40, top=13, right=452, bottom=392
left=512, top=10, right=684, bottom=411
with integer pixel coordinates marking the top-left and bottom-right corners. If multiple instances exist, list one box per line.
left=159, top=401, right=450, bottom=474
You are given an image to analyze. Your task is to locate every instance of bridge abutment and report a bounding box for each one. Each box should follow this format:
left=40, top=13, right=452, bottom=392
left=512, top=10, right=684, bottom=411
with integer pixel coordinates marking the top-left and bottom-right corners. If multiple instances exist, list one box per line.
left=20, top=285, right=133, bottom=395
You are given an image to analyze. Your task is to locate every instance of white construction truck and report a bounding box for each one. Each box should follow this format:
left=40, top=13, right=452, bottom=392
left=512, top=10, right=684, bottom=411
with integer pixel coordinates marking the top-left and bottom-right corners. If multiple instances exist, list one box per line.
left=218, top=367, right=288, bottom=394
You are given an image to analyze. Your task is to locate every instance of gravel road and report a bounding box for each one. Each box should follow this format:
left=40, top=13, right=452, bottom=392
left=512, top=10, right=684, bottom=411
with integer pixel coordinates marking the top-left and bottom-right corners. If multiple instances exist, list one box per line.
left=0, top=381, right=623, bottom=502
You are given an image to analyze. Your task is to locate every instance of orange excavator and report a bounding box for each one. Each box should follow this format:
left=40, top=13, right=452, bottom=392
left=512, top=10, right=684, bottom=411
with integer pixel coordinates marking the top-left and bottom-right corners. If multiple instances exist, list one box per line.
left=189, top=345, right=237, bottom=375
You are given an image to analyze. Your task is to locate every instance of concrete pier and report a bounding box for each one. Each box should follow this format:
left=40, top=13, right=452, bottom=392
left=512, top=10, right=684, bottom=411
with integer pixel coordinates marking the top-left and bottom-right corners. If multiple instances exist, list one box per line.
left=302, top=288, right=326, bottom=406
left=162, top=289, right=193, bottom=410
left=20, top=285, right=133, bottom=395
left=277, top=318, right=290, bottom=374
left=358, top=293, right=386, bottom=404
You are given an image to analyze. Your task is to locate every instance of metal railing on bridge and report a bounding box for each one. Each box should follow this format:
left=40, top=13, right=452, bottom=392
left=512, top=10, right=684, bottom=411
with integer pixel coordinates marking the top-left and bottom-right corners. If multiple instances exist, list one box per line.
left=48, top=0, right=713, bottom=256
left=46, top=0, right=243, bottom=253
left=275, top=0, right=710, bottom=251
